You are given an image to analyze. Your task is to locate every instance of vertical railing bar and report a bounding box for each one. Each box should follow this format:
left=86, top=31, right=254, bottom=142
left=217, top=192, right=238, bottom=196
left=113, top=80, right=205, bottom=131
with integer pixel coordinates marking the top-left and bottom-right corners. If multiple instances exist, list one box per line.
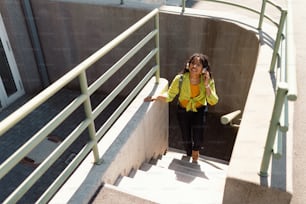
left=155, top=11, right=160, bottom=83
left=269, top=10, right=287, bottom=73
left=181, top=0, right=186, bottom=13
left=259, top=82, right=288, bottom=176
left=258, top=0, right=267, bottom=30
left=78, top=71, right=101, bottom=164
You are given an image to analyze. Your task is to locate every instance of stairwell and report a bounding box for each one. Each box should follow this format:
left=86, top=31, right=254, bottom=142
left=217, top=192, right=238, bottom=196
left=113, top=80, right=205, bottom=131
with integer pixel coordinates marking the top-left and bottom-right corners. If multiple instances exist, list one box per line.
left=92, top=148, right=228, bottom=203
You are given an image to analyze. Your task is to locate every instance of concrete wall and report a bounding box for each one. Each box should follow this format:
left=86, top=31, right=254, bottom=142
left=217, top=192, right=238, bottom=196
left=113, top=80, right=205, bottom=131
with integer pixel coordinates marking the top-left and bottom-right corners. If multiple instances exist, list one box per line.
left=30, top=0, right=155, bottom=95
left=0, top=0, right=42, bottom=93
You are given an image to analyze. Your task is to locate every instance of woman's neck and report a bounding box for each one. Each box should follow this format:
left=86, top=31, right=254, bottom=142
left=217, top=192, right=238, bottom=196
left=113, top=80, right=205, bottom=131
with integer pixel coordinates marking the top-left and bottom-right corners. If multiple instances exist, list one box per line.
left=189, top=73, right=200, bottom=84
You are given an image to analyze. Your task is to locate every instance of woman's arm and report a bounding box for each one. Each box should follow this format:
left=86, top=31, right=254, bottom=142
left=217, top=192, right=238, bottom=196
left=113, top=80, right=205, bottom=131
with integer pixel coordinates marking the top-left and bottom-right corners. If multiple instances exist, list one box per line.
left=202, top=70, right=212, bottom=96
left=144, top=74, right=181, bottom=103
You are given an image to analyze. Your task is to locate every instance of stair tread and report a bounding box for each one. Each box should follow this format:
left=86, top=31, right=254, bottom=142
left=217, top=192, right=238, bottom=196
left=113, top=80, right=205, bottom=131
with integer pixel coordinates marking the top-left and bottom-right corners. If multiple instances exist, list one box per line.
left=167, top=147, right=229, bottom=165
left=139, top=163, right=202, bottom=182
left=118, top=176, right=224, bottom=204
left=160, top=149, right=228, bottom=170
left=151, top=157, right=227, bottom=180
left=136, top=164, right=226, bottom=189
left=93, top=183, right=157, bottom=204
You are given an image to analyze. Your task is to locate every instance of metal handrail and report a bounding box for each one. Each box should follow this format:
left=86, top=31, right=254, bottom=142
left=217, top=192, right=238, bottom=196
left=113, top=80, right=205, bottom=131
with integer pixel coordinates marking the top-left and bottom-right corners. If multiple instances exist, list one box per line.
left=259, top=83, right=288, bottom=176
left=0, top=8, right=160, bottom=203
left=259, top=0, right=297, bottom=177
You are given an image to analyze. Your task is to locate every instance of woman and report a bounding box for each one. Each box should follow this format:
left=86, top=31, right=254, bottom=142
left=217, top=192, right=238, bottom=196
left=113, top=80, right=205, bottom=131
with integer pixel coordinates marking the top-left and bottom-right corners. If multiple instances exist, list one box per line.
left=145, top=53, right=218, bottom=163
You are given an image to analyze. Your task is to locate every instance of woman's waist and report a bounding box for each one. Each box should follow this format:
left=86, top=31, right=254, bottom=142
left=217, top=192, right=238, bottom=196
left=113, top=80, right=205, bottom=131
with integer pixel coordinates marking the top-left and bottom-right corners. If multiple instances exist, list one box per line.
left=179, top=100, right=204, bottom=108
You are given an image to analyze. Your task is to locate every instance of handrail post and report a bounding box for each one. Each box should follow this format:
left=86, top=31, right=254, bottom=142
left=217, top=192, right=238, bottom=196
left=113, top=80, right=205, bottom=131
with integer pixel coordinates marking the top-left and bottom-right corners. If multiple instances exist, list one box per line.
left=181, top=0, right=186, bottom=13
left=155, top=11, right=160, bottom=83
left=258, top=0, right=267, bottom=30
left=79, top=71, right=101, bottom=164
left=259, top=82, right=288, bottom=176
left=269, top=10, right=287, bottom=73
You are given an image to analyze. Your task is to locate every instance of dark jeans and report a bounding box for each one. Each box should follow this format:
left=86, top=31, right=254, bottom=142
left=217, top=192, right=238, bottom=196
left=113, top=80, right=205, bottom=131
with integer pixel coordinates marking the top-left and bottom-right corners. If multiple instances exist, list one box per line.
left=177, top=105, right=206, bottom=156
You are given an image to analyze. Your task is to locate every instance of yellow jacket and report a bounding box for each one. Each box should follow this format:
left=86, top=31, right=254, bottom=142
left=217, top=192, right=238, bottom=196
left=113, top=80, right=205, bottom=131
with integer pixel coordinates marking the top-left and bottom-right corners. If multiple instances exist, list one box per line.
left=165, top=72, right=218, bottom=112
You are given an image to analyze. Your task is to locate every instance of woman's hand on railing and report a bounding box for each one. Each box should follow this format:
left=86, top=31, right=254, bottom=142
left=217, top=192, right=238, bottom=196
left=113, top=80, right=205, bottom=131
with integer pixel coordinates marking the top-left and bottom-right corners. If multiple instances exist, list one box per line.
left=144, top=96, right=155, bottom=102
left=144, top=94, right=166, bottom=102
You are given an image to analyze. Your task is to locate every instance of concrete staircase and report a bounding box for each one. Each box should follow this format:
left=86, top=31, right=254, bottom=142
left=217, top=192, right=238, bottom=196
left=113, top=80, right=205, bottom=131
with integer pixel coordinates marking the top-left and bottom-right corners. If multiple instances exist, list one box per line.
left=93, top=148, right=228, bottom=203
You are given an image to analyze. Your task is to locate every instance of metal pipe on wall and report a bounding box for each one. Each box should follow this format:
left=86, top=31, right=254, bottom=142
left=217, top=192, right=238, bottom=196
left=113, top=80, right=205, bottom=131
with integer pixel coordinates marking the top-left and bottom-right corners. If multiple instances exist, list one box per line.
left=21, top=0, right=50, bottom=88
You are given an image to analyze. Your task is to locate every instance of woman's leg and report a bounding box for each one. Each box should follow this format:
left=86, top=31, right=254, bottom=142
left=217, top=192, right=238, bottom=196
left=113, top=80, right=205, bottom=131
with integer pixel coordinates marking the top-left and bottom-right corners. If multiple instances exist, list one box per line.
left=191, top=106, right=205, bottom=151
left=177, top=106, right=192, bottom=156
left=190, top=107, right=205, bottom=163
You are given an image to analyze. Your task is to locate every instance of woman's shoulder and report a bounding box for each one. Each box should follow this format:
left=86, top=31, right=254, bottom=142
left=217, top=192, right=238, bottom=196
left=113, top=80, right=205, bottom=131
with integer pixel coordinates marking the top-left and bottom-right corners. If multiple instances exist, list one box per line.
left=174, top=73, right=183, bottom=79
left=179, top=72, right=189, bottom=78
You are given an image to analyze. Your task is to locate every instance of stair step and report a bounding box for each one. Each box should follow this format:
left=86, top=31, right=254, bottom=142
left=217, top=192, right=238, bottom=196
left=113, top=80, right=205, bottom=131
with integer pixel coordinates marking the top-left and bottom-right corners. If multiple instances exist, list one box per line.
left=118, top=173, right=224, bottom=204
left=93, top=183, right=157, bottom=204
left=117, top=176, right=160, bottom=202
left=152, top=157, right=227, bottom=181
left=139, top=162, right=226, bottom=189
left=138, top=163, right=209, bottom=185
left=159, top=148, right=228, bottom=169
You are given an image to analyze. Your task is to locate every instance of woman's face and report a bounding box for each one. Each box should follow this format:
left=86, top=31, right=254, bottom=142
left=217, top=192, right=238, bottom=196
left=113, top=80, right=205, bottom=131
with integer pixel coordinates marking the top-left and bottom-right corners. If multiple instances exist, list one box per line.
left=189, top=56, right=203, bottom=75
